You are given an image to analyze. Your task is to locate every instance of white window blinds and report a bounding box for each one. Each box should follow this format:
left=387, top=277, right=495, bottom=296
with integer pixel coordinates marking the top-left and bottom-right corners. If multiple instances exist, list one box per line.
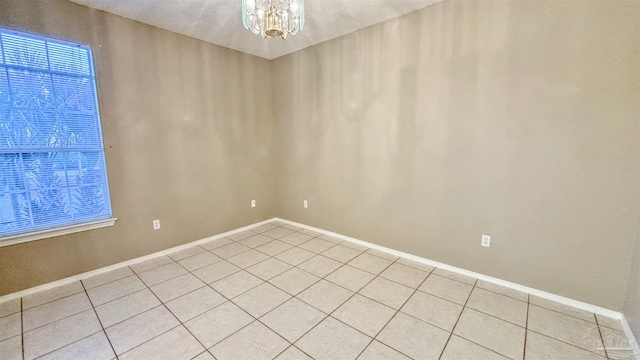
left=0, top=28, right=112, bottom=239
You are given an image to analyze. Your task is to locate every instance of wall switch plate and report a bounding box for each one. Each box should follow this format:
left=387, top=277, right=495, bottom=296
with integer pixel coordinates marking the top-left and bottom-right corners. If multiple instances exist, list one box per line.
left=303, top=200, right=308, bottom=208
left=251, top=200, right=256, bottom=208
left=153, top=219, right=161, bottom=230
left=481, top=235, right=491, bottom=247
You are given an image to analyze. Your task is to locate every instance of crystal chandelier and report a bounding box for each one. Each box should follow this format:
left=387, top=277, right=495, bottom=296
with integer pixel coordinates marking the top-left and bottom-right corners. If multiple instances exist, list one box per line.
left=242, top=0, right=305, bottom=39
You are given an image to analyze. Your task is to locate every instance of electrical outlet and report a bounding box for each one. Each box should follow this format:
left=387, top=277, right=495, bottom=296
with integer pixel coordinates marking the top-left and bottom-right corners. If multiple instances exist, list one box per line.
left=153, top=219, right=161, bottom=230
left=303, top=200, right=308, bottom=208
left=251, top=200, right=256, bottom=208
left=481, top=235, right=491, bottom=247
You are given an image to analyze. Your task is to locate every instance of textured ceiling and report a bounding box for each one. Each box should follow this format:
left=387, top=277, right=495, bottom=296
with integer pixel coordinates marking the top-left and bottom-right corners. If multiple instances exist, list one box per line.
left=68, top=0, right=442, bottom=59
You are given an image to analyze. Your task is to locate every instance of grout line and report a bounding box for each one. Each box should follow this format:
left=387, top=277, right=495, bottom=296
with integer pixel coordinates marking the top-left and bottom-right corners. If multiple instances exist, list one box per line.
left=20, top=298, right=24, bottom=360
left=595, top=313, right=610, bottom=359
left=524, top=294, right=530, bottom=359
left=80, top=280, right=118, bottom=358
left=438, top=278, right=477, bottom=360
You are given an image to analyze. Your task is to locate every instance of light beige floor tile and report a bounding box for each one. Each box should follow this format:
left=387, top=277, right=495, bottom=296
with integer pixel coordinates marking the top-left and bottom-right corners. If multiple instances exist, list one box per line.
left=177, top=252, right=221, bottom=271
left=525, top=331, right=606, bottom=360
left=332, top=294, right=396, bottom=337
left=377, top=312, right=450, bottom=360
left=239, top=234, right=274, bottom=248
left=432, top=268, right=477, bottom=285
left=280, top=232, right=314, bottom=246
left=95, top=289, right=161, bottom=328
left=598, top=327, right=635, bottom=359
left=192, top=260, right=241, bottom=284
left=299, top=228, right=322, bottom=237
left=297, top=280, right=354, bottom=314
left=453, top=308, right=525, bottom=359
left=380, top=263, right=429, bottom=288
left=23, top=309, right=102, bottom=360
left=527, top=305, right=603, bottom=354
left=419, top=274, right=473, bottom=305
left=596, top=314, right=624, bottom=331
left=165, top=287, right=226, bottom=322
left=233, top=283, right=291, bottom=317
left=82, top=267, right=135, bottom=290
left=247, top=258, right=292, bottom=280
left=227, top=250, right=269, bottom=269
left=169, top=246, right=207, bottom=261
left=358, top=340, right=411, bottom=360
left=282, top=224, right=303, bottom=231
left=275, top=346, right=313, bottom=360
left=119, top=325, right=204, bottom=360
left=440, top=335, right=509, bottom=360
left=0, top=299, right=20, bottom=318
left=529, top=296, right=596, bottom=323
left=275, top=247, right=316, bottom=266
left=400, top=291, right=462, bottom=332
left=476, top=280, right=528, bottom=302
left=299, top=238, right=336, bottom=253
left=318, top=234, right=343, bottom=244
left=23, top=281, right=84, bottom=309
left=263, top=227, right=295, bottom=240
left=138, top=262, right=188, bottom=287
left=39, top=331, right=115, bottom=360
left=466, top=287, right=528, bottom=327
left=297, top=255, right=342, bottom=277
left=87, top=275, right=146, bottom=306
left=106, top=305, right=180, bottom=355
left=365, top=248, right=399, bottom=261
left=396, top=258, right=436, bottom=272
left=0, top=313, right=20, bottom=342
left=212, top=271, right=264, bottom=299
left=251, top=223, right=278, bottom=233
left=150, top=273, right=205, bottom=302
left=326, top=265, right=375, bottom=292
left=0, top=336, right=22, bottom=360
left=359, top=277, right=414, bottom=309
left=295, top=317, right=371, bottom=360
left=23, top=292, right=92, bottom=331
left=193, top=351, right=216, bottom=360
left=348, top=253, right=393, bottom=275
left=226, top=230, right=257, bottom=241
left=339, top=241, right=370, bottom=252
left=401, top=291, right=462, bottom=331
left=184, top=301, right=253, bottom=348
left=269, top=267, right=320, bottom=296
left=211, top=321, right=289, bottom=360
left=130, top=256, right=173, bottom=274
left=210, top=242, right=251, bottom=259
left=261, top=298, right=326, bottom=342
left=321, top=244, right=362, bottom=263
left=255, top=240, right=293, bottom=256
left=200, top=237, right=234, bottom=250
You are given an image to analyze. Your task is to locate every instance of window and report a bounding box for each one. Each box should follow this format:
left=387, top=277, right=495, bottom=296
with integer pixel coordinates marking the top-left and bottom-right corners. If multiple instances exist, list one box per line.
left=0, top=27, right=113, bottom=243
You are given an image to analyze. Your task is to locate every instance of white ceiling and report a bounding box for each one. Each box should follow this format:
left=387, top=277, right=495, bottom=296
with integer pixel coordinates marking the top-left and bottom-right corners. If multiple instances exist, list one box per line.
left=68, top=0, right=442, bottom=60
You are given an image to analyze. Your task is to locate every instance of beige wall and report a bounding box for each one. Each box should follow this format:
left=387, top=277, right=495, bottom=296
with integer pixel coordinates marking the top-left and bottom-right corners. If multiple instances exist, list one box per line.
left=624, top=227, right=640, bottom=339
left=272, top=0, right=640, bottom=309
left=0, top=0, right=276, bottom=295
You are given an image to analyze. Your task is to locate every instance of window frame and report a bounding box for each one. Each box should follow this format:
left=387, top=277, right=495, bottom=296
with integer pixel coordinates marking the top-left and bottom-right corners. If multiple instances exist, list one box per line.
left=0, top=27, right=116, bottom=247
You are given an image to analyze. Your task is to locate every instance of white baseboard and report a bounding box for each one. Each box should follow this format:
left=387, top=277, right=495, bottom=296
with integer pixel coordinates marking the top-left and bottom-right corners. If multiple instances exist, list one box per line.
left=276, top=217, right=640, bottom=359
left=0, top=218, right=277, bottom=304
left=2, top=215, right=638, bottom=359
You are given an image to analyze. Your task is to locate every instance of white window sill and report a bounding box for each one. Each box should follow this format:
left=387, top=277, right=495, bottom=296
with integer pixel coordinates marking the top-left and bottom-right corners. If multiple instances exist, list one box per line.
left=0, top=218, right=118, bottom=248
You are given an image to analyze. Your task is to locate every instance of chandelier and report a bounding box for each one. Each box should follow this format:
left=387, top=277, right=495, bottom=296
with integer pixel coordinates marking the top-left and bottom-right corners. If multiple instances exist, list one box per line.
left=242, top=0, right=305, bottom=39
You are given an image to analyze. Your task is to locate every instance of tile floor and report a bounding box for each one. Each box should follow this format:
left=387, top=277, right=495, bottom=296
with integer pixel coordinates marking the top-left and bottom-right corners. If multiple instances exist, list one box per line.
left=0, top=221, right=635, bottom=360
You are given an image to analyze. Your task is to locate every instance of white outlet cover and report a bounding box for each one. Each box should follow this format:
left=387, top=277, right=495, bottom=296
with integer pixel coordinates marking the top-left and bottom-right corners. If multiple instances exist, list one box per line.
left=153, top=219, right=161, bottom=230
left=481, top=235, right=491, bottom=247
left=251, top=200, right=256, bottom=208
left=303, top=200, right=308, bottom=208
